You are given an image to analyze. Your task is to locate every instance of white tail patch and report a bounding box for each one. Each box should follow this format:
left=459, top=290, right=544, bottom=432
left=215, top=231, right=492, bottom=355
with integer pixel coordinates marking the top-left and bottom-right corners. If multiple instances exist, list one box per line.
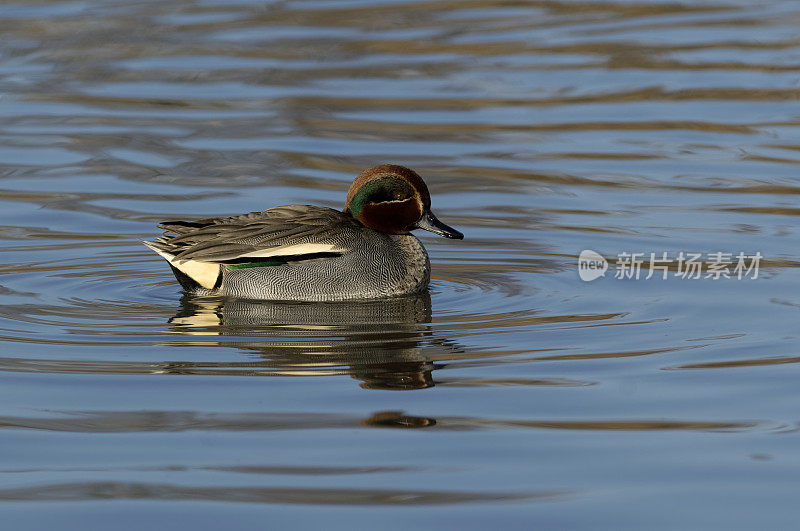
left=237, top=243, right=342, bottom=259
left=143, top=241, right=221, bottom=290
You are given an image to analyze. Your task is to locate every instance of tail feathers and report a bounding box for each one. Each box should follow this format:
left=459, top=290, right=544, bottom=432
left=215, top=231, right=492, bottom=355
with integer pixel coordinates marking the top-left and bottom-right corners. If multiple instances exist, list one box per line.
left=143, top=241, right=221, bottom=290
left=142, top=239, right=173, bottom=258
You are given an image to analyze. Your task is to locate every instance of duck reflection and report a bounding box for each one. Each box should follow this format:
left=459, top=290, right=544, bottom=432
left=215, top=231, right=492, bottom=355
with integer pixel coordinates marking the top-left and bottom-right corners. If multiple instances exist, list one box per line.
left=167, top=292, right=461, bottom=390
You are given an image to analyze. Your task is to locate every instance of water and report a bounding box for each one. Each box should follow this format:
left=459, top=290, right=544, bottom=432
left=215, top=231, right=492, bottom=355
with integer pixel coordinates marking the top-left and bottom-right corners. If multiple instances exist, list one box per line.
left=2, top=0, right=800, bottom=528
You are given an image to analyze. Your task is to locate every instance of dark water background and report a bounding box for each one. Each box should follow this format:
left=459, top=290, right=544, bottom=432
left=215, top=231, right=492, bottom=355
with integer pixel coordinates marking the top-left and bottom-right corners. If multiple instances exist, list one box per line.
left=2, top=0, right=800, bottom=528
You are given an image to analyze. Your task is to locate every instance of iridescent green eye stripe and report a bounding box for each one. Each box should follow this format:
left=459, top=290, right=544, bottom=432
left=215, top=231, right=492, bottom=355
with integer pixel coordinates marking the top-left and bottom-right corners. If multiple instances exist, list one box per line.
left=348, top=176, right=411, bottom=218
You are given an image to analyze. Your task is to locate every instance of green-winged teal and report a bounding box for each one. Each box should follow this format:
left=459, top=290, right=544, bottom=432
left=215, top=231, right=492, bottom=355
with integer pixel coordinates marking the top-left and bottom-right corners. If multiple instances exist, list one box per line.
left=144, top=164, right=463, bottom=301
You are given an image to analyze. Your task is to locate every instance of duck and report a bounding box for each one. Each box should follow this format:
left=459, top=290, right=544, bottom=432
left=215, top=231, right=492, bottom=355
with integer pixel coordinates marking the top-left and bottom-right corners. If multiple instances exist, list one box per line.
left=144, top=164, right=463, bottom=301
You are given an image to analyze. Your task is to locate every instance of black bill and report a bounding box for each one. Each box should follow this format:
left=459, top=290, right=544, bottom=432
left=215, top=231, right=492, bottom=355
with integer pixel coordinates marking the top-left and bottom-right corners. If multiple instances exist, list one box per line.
left=412, top=210, right=464, bottom=240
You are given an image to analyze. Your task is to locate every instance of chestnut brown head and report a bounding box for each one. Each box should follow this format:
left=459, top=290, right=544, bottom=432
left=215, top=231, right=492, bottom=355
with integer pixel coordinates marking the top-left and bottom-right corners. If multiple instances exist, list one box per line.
left=343, top=164, right=463, bottom=239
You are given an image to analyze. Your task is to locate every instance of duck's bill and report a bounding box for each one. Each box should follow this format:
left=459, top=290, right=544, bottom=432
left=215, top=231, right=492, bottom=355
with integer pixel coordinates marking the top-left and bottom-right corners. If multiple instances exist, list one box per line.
left=413, top=210, right=464, bottom=240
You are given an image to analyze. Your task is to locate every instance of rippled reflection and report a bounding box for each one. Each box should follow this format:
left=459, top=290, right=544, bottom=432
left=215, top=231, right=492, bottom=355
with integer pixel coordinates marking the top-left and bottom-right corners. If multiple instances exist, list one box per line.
left=167, top=293, right=446, bottom=390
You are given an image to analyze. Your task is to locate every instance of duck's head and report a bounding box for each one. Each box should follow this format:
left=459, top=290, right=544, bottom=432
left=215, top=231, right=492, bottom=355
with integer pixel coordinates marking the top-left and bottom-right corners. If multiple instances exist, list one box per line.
left=343, top=164, right=463, bottom=239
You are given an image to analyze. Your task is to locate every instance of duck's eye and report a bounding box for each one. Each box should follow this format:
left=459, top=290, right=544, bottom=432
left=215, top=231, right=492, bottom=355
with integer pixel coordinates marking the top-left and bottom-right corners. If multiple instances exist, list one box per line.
left=373, top=190, right=407, bottom=203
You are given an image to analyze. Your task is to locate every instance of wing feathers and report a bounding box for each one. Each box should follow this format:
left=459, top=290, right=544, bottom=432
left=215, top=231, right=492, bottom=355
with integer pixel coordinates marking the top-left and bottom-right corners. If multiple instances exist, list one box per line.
left=146, top=205, right=355, bottom=266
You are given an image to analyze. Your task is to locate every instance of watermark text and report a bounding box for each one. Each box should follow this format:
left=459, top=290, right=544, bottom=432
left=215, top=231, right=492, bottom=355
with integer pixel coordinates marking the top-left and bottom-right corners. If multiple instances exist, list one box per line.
left=578, top=250, right=762, bottom=281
